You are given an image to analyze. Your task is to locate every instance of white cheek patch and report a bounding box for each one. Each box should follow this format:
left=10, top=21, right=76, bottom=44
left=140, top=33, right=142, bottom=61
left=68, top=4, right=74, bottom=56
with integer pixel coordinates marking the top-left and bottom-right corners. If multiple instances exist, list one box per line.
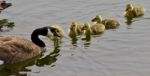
left=48, top=28, right=53, bottom=36
left=47, top=29, right=53, bottom=39
left=0, top=60, right=4, bottom=65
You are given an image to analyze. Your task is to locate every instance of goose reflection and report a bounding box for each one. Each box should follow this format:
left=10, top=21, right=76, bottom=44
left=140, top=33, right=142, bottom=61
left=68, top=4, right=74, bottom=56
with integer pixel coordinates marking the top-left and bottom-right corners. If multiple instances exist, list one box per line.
left=36, top=37, right=61, bottom=67
left=0, top=55, right=39, bottom=76
left=0, top=38, right=61, bottom=76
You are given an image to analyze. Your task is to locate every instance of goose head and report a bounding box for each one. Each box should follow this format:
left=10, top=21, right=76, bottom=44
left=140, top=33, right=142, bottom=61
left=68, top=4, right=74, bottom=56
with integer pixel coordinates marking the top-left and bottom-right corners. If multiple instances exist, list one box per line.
left=31, top=26, right=63, bottom=47
left=91, top=15, right=103, bottom=23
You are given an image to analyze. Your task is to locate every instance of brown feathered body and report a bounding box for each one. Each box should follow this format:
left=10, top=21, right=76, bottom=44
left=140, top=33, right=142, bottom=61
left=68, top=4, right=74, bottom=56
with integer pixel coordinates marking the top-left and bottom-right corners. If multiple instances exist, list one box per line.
left=0, top=36, right=44, bottom=64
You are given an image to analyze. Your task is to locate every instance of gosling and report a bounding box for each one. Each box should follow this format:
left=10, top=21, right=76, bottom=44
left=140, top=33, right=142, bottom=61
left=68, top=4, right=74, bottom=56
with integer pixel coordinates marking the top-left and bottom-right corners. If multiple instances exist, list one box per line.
left=69, top=22, right=84, bottom=37
left=82, top=23, right=105, bottom=35
left=91, top=15, right=119, bottom=29
left=124, top=3, right=145, bottom=18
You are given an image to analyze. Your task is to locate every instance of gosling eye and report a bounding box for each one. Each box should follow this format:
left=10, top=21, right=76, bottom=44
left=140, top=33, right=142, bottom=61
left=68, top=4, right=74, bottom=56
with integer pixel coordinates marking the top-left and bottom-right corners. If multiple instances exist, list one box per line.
left=55, top=29, right=59, bottom=33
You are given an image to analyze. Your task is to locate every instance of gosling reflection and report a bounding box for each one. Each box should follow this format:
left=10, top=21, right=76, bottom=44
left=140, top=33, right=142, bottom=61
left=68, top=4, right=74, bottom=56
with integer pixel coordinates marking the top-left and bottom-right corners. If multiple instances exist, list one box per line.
left=0, top=37, right=61, bottom=76
left=125, top=16, right=142, bottom=29
left=69, top=34, right=78, bottom=46
left=125, top=17, right=133, bottom=25
left=81, top=33, right=91, bottom=47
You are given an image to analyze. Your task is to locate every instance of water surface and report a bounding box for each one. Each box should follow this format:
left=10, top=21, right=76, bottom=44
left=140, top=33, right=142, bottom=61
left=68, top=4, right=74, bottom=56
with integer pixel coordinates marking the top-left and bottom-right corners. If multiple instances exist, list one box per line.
left=0, top=0, right=150, bottom=76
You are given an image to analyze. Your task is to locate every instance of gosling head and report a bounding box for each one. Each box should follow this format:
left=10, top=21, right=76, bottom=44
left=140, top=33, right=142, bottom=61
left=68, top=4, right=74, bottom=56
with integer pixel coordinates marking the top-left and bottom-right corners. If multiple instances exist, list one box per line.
left=91, top=15, right=103, bottom=23
left=50, top=25, right=64, bottom=38
left=126, top=4, right=133, bottom=11
left=70, top=22, right=78, bottom=31
left=82, top=23, right=91, bottom=31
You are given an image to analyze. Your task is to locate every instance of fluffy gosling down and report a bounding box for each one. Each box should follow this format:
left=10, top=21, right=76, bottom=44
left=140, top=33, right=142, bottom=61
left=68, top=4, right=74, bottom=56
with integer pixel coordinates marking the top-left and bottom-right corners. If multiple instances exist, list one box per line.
left=124, top=4, right=145, bottom=18
left=69, top=22, right=84, bottom=36
left=47, top=25, right=64, bottom=39
left=82, top=23, right=105, bottom=35
left=91, top=15, right=120, bottom=29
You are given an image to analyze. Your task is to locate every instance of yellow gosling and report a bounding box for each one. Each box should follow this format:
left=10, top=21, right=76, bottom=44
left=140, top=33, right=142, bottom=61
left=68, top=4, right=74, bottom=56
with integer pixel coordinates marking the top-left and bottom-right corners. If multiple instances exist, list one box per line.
left=92, top=15, right=119, bottom=29
left=124, top=4, right=145, bottom=18
left=91, top=23, right=105, bottom=34
left=47, top=25, right=64, bottom=39
left=82, top=23, right=92, bottom=40
left=82, top=23, right=105, bottom=35
left=69, top=22, right=83, bottom=37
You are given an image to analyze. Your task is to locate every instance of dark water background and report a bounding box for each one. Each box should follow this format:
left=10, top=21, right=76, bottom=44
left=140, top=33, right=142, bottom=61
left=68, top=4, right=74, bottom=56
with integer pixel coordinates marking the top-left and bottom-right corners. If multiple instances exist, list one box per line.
left=0, top=0, right=150, bottom=76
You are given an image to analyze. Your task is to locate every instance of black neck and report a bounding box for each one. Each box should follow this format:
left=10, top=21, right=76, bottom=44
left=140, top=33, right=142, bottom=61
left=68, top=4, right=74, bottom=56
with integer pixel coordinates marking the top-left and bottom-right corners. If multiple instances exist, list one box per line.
left=31, top=27, right=48, bottom=47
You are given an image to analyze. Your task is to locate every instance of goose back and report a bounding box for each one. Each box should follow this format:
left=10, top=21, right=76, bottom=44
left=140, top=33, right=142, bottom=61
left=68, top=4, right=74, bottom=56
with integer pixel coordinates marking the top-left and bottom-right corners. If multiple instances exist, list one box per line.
left=0, top=35, right=44, bottom=64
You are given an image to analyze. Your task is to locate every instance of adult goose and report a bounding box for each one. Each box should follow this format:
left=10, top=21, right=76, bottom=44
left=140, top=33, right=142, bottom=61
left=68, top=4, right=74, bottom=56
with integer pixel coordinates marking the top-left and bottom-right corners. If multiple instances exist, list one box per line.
left=0, top=26, right=62, bottom=64
left=124, top=4, right=145, bottom=18
left=91, top=15, right=120, bottom=29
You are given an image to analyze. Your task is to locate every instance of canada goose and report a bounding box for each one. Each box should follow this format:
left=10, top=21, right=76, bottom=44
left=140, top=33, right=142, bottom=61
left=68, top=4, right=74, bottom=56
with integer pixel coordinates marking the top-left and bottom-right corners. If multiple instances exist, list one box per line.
left=91, top=15, right=120, bottom=29
left=69, top=22, right=83, bottom=37
left=0, top=1, right=12, bottom=12
left=124, top=4, right=145, bottom=18
left=0, top=26, right=62, bottom=64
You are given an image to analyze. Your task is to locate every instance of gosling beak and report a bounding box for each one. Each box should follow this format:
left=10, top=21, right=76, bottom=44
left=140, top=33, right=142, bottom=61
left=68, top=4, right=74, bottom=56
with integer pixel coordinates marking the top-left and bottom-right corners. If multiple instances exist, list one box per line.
left=49, top=27, right=61, bottom=37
